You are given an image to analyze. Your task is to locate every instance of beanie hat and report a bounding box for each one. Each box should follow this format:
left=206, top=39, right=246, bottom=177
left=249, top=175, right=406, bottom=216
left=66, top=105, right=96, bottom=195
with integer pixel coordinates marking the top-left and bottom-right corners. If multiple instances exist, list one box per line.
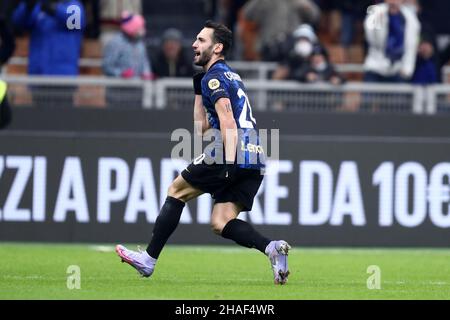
left=293, top=24, right=317, bottom=43
left=121, top=11, right=146, bottom=37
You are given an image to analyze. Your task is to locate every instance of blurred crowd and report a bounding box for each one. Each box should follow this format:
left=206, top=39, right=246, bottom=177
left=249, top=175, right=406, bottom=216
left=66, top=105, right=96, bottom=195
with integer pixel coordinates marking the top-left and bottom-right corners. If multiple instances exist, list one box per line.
left=231, top=0, right=450, bottom=85
left=1, top=0, right=450, bottom=88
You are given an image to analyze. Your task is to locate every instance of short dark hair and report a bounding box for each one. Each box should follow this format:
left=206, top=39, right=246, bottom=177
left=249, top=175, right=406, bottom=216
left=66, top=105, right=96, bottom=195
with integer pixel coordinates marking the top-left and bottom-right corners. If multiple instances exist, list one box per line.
left=204, top=20, right=232, bottom=57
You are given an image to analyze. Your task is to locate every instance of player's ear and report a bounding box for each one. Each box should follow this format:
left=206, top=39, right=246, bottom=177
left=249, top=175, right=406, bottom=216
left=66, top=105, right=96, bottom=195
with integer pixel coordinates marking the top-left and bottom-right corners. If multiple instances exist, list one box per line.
left=214, top=43, right=223, bottom=55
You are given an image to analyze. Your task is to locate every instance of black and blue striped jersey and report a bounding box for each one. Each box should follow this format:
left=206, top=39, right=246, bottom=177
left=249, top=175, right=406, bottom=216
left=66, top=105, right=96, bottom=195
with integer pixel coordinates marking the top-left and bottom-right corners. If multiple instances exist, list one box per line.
left=200, top=60, right=265, bottom=170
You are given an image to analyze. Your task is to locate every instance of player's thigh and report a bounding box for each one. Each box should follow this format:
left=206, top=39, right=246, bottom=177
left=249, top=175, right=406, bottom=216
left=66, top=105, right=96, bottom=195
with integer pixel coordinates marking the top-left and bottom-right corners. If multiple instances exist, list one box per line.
left=210, top=202, right=244, bottom=234
left=168, top=175, right=203, bottom=202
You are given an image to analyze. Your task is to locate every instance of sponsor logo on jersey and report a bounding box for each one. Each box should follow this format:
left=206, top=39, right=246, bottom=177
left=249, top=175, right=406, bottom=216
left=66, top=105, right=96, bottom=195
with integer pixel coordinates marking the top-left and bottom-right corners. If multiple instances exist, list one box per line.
left=212, top=88, right=225, bottom=96
left=208, top=79, right=220, bottom=90
left=241, top=141, right=264, bottom=154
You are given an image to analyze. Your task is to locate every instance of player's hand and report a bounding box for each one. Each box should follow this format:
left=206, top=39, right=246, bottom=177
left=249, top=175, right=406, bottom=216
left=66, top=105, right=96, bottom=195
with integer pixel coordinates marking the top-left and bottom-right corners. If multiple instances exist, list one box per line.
left=220, top=162, right=238, bottom=181
left=193, top=72, right=205, bottom=95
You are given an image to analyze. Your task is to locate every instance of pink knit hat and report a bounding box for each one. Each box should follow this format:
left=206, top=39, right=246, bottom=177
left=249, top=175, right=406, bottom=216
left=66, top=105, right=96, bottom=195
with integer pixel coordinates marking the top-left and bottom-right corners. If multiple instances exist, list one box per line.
left=121, top=11, right=146, bottom=37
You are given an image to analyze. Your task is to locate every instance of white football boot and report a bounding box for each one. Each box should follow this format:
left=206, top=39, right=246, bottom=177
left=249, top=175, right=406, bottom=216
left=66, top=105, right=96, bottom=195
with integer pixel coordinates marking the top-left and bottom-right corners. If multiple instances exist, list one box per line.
left=115, top=244, right=155, bottom=278
left=265, top=240, right=291, bottom=285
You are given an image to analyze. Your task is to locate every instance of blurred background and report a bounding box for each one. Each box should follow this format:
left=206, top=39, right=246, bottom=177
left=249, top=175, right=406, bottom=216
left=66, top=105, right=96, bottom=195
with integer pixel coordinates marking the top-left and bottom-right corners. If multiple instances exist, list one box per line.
left=0, top=0, right=450, bottom=247
left=1, top=0, right=450, bottom=112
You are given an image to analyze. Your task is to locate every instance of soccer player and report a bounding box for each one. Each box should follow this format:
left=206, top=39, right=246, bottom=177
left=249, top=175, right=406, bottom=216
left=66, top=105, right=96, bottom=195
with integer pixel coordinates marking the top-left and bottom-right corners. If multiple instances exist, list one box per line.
left=116, top=21, right=291, bottom=285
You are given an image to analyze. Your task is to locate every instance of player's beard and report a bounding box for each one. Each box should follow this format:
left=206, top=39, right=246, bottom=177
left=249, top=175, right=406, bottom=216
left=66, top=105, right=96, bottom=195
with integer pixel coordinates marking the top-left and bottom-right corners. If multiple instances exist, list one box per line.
left=194, top=45, right=214, bottom=67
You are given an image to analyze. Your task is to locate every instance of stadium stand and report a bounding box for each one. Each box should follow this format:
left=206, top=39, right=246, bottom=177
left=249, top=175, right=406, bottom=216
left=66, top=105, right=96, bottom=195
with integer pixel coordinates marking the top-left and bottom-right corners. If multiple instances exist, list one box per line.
left=1, top=0, right=450, bottom=112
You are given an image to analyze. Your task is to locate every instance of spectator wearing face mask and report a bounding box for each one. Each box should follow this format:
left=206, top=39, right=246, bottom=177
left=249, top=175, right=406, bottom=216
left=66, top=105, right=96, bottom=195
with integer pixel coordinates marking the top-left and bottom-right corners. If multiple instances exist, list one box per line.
left=297, top=45, right=345, bottom=84
left=272, top=24, right=318, bottom=80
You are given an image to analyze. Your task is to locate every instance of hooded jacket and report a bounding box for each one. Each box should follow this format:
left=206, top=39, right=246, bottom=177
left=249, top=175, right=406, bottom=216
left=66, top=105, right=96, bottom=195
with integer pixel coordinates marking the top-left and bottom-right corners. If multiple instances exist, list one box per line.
left=364, top=3, right=420, bottom=78
left=12, top=0, right=85, bottom=75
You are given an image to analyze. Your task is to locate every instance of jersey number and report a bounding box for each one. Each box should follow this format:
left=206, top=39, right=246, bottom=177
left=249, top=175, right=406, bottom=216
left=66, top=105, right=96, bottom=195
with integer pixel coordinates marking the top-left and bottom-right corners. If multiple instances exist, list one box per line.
left=237, top=88, right=256, bottom=129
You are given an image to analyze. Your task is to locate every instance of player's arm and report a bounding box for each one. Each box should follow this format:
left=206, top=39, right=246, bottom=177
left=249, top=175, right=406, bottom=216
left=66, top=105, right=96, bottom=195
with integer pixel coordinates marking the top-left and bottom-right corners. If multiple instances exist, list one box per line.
left=192, top=72, right=210, bottom=135
left=193, top=95, right=210, bottom=135
left=215, top=97, right=237, bottom=164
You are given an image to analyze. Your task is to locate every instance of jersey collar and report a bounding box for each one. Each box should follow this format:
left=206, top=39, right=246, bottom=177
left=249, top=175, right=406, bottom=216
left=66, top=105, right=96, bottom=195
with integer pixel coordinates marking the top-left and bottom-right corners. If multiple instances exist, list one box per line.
left=208, top=59, right=226, bottom=71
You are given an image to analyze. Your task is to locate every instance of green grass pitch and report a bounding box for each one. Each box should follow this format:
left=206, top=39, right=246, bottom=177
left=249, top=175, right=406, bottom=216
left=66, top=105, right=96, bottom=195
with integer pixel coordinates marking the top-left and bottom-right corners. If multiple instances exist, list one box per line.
left=0, top=243, right=449, bottom=300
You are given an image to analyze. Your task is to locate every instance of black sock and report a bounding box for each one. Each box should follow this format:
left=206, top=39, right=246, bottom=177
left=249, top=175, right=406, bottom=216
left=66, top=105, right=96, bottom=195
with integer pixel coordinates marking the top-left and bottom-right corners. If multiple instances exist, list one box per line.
left=221, top=219, right=271, bottom=254
left=146, top=196, right=185, bottom=259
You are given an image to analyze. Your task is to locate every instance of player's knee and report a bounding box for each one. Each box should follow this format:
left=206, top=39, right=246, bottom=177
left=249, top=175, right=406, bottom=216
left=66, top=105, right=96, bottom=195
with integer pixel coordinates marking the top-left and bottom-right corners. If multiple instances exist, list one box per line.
left=167, top=183, right=178, bottom=198
left=167, top=181, right=192, bottom=202
left=211, top=223, right=223, bottom=235
left=210, top=217, right=226, bottom=235
left=167, top=182, right=184, bottom=200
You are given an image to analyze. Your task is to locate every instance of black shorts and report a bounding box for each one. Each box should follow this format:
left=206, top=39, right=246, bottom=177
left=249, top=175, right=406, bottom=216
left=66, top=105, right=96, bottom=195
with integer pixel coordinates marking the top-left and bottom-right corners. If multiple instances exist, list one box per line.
left=181, top=159, right=264, bottom=212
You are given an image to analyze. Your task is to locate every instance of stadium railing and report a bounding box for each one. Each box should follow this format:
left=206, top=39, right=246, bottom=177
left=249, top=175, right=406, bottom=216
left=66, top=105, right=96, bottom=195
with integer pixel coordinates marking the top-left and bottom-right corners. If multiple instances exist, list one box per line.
left=426, top=84, right=450, bottom=114
left=5, top=75, right=450, bottom=114
left=3, top=75, right=153, bottom=109
left=4, top=58, right=450, bottom=82
left=154, top=78, right=426, bottom=114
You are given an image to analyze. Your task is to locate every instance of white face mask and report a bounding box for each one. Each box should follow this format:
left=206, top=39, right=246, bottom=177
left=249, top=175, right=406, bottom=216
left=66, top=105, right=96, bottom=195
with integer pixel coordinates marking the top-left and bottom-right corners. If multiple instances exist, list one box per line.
left=294, top=41, right=313, bottom=58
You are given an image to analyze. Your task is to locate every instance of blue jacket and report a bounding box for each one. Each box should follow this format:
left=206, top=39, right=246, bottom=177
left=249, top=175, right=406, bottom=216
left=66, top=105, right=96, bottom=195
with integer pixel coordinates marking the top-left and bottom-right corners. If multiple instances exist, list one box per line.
left=412, top=57, right=439, bottom=85
left=13, top=0, right=85, bottom=75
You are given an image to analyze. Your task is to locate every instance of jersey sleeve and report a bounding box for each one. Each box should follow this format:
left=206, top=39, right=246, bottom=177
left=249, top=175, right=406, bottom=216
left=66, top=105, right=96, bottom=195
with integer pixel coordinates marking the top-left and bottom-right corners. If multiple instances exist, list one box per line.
left=201, top=72, right=230, bottom=105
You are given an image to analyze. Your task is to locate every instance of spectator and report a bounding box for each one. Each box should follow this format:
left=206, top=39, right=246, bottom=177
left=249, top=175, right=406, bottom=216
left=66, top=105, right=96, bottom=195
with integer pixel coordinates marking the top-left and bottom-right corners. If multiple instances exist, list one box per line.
left=151, top=28, right=194, bottom=78
left=363, top=0, right=421, bottom=83
left=403, top=0, right=450, bottom=74
left=336, top=0, right=373, bottom=62
left=102, top=11, right=152, bottom=108
left=272, top=24, right=318, bottom=80
left=239, top=0, right=321, bottom=61
left=13, top=0, right=85, bottom=76
left=12, top=0, right=86, bottom=108
left=297, top=45, right=345, bottom=84
left=300, top=44, right=346, bottom=111
left=103, top=11, right=152, bottom=79
left=0, top=17, right=15, bottom=67
left=411, top=36, right=439, bottom=85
